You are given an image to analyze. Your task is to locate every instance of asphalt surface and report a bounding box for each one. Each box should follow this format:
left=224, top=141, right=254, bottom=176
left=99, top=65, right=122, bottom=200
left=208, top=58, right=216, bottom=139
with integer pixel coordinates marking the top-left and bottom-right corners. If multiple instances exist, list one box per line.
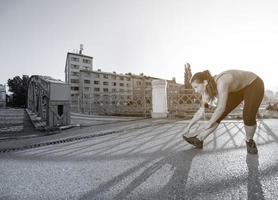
left=0, top=118, right=278, bottom=200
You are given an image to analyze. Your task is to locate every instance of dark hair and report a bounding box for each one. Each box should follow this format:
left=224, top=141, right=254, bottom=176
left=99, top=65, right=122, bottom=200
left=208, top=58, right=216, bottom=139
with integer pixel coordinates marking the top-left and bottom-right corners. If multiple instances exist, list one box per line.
left=191, top=70, right=217, bottom=101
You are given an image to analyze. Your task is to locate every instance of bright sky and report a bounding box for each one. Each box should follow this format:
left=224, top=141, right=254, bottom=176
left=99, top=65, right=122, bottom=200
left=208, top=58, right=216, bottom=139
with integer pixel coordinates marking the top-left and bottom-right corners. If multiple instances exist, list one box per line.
left=1, top=0, right=278, bottom=92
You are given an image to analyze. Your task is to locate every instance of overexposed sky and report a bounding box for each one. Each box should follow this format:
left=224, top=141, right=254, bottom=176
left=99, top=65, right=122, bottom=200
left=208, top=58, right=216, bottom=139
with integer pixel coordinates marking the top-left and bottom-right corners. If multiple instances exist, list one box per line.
left=1, top=0, right=278, bottom=92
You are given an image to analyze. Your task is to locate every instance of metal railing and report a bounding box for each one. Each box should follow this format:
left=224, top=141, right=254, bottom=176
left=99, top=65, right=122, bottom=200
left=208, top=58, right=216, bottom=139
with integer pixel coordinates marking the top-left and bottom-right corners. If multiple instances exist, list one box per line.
left=167, top=85, right=266, bottom=119
left=167, top=86, right=202, bottom=118
left=71, top=90, right=152, bottom=117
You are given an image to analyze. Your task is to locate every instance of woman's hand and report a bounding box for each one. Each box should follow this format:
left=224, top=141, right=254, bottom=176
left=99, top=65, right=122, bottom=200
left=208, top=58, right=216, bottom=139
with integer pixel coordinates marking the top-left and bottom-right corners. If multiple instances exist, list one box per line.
left=183, top=126, right=190, bottom=135
left=203, top=121, right=213, bottom=130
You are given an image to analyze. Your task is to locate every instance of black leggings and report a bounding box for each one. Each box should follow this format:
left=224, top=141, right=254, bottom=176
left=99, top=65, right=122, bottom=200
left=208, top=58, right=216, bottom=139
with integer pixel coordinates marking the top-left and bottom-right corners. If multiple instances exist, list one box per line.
left=216, top=77, right=264, bottom=126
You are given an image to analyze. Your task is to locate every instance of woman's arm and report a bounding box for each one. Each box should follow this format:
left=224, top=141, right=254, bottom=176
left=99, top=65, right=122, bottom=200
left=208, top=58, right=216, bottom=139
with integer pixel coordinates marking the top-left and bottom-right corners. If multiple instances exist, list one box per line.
left=185, top=106, right=205, bottom=133
left=205, top=79, right=229, bottom=129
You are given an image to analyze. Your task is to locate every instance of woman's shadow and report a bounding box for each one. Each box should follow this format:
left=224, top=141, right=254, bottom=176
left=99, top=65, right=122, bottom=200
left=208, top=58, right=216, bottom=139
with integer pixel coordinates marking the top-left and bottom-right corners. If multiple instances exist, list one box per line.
left=246, top=154, right=265, bottom=200
left=79, top=148, right=200, bottom=200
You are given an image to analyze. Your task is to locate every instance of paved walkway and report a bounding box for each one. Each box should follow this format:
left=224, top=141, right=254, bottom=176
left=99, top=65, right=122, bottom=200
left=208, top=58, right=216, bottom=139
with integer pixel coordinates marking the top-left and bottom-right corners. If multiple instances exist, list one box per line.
left=0, top=118, right=278, bottom=199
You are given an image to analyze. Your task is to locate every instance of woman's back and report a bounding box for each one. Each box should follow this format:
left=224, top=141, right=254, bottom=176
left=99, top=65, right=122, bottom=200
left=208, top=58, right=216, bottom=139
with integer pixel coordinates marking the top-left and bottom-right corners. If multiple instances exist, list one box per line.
left=215, top=69, right=258, bottom=92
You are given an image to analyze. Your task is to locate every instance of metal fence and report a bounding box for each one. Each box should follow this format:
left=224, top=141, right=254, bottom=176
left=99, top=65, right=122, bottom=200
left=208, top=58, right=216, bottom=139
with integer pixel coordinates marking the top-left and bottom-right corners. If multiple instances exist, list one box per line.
left=167, top=85, right=203, bottom=118
left=71, top=84, right=267, bottom=119
left=71, top=90, right=152, bottom=117
left=167, top=85, right=265, bottom=119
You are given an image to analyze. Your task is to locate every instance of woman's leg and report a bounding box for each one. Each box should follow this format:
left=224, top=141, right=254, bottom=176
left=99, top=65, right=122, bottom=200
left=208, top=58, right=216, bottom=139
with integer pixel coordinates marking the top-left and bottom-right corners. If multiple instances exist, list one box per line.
left=243, top=77, right=264, bottom=154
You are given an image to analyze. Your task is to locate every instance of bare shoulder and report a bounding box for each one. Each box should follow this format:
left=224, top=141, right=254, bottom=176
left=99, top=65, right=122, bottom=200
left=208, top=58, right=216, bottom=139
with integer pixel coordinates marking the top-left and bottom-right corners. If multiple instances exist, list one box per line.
left=216, top=73, right=233, bottom=88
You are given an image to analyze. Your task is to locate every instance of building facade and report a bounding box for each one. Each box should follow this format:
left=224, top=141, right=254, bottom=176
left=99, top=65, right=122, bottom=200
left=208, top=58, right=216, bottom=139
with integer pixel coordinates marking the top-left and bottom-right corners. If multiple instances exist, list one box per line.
left=65, top=51, right=93, bottom=98
left=64, top=48, right=179, bottom=115
left=0, top=84, right=6, bottom=108
left=73, top=70, right=158, bottom=114
left=65, top=48, right=162, bottom=114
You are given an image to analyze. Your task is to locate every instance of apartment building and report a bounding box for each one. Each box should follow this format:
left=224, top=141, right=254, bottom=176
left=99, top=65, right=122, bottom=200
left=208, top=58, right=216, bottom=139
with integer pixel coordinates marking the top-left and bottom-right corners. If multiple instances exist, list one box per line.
left=64, top=46, right=93, bottom=98
left=79, top=70, right=132, bottom=97
left=64, top=47, right=174, bottom=114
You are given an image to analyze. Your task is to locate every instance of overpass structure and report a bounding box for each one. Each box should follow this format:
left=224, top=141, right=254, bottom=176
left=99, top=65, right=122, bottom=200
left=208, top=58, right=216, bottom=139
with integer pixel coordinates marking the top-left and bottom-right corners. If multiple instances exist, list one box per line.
left=27, top=75, right=71, bottom=128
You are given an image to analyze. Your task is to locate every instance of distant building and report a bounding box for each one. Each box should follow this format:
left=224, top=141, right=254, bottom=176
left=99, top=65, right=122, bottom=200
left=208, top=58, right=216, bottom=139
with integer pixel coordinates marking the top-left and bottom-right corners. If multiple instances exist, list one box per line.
left=64, top=45, right=93, bottom=99
left=64, top=46, right=169, bottom=114
left=0, top=84, right=6, bottom=108
left=275, top=92, right=278, bottom=100
left=265, top=90, right=275, bottom=103
left=74, top=69, right=160, bottom=113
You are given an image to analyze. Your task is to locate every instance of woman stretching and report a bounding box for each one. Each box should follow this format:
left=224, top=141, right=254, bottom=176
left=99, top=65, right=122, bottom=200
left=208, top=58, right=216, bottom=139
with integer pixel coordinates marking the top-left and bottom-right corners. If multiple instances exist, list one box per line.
left=183, top=69, right=264, bottom=154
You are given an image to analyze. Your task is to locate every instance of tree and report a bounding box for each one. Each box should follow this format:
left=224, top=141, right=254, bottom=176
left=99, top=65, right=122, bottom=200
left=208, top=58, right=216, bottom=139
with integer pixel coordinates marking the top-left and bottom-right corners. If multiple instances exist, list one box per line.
left=184, top=63, right=192, bottom=89
left=7, top=75, right=29, bottom=107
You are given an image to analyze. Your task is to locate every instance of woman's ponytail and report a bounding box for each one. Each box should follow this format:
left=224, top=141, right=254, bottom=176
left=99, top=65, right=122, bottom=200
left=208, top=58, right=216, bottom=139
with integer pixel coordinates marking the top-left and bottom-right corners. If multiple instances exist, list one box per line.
left=203, top=70, right=217, bottom=101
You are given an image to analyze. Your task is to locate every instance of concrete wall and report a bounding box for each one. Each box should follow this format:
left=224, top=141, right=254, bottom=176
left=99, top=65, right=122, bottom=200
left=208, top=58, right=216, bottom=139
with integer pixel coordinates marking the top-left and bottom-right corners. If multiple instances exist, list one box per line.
left=0, top=85, right=6, bottom=108
left=151, top=80, right=168, bottom=118
left=50, top=83, right=70, bottom=101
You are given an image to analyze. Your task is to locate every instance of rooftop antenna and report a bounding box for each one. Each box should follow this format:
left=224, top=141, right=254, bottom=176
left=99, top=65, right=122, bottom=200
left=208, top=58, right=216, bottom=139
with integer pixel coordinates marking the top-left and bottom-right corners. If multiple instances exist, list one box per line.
left=79, top=44, right=84, bottom=54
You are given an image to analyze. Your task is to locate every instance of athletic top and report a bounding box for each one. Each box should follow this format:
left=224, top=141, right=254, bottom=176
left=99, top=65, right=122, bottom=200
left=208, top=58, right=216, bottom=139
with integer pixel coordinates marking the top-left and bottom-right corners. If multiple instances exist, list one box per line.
left=214, top=70, right=258, bottom=92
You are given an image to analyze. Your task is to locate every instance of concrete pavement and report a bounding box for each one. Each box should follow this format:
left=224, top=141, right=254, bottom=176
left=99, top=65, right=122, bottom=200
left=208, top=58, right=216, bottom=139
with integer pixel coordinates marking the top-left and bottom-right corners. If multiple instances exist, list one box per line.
left=0, top=118, right=278, bottom=200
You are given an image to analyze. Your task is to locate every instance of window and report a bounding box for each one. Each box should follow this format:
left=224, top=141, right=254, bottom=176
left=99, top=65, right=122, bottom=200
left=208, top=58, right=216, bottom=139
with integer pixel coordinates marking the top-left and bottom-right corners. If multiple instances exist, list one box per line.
left=103, top=82, right=109, bottom=86
left=71, top=87, right=79, bottom=91
left=94, top=81, right=99, bottom=85
left=94, top=88, right=100, bottom=92
left=83, top=66, right=90, bottom=70
left=83, top=59, right=91, bottom=64
left=71, top=94, right=78, bottom=97
left=83, top=94, right=90, bottom=98
left=84, top=80, right=90, bottom=84
left=71, top=72, right=79, bottom=76
left=103, top=74, right=109, bottom=79
left=112, top=82, right=117, bottom=86
left=71, top=64, right=79, bottom=69
left=126, top=83, right=129, bottom=87
left=136, top=81, right=142, bottom=86
left=84, top=87, right=90, bottom=91
left=95, top=74, right=100, bottom=78
left=119, top=83, right=124, bottom=87
left=126, top=77, right=131, bottom=81
left=84, top=72, right=90, bottom=77
left=71, top=79, right=79, bottom=83
left=111, top=75, right=116, bottom=80
left=71, top=57, right=79, bottom=62
left=112, top=88, right=117, bottom=92
left=120, top=76, right=124, bottom=81
left=103, top=88, right=109, bottom=92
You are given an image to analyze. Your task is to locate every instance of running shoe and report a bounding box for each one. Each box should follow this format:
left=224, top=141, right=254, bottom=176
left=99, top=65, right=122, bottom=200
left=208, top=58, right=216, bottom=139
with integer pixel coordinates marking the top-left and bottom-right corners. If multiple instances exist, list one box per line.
left=182, top=135, right=203, bottom=149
